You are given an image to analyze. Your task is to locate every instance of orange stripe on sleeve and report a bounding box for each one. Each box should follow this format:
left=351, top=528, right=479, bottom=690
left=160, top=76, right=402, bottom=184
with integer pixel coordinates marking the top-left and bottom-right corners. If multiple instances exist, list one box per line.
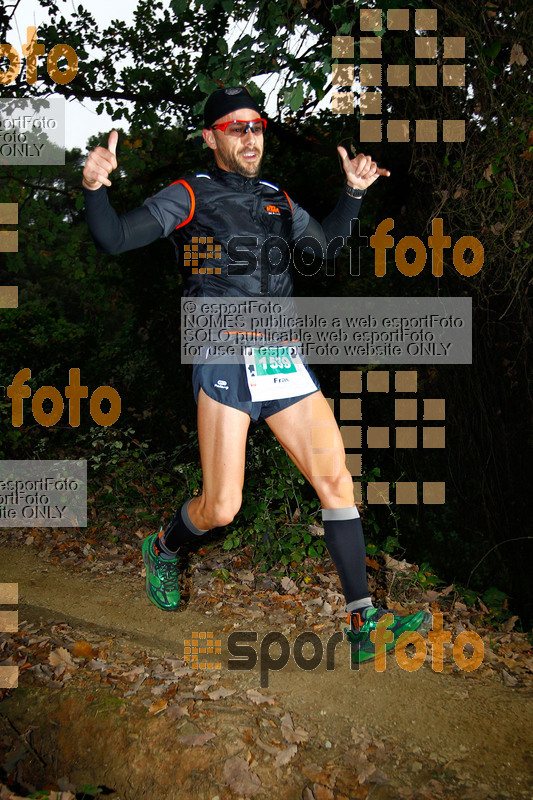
left=170, top=179, right=195, bottom=229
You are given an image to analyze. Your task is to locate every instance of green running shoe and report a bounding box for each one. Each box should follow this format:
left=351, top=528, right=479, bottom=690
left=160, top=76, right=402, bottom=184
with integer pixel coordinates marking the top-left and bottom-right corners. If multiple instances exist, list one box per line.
left=345, top=606, right=432, bottom=666
left=142, top=532, right=180, bottom=612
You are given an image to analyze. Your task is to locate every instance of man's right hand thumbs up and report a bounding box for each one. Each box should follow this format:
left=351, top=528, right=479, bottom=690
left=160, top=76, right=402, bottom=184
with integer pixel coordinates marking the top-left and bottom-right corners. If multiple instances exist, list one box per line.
left=82, top=129, right=119, bottom=191
left=107, top=130, right=118, bottom=164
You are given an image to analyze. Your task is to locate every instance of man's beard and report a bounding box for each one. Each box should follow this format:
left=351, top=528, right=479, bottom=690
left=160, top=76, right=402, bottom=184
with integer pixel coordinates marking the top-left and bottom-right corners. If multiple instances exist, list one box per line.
left=221, top=148, right=263, bottom=177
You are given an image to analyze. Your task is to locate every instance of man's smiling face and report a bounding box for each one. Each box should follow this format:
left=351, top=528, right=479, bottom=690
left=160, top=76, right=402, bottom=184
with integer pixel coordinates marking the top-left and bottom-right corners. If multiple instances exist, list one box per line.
left=202, top=107, right=264, bottom=178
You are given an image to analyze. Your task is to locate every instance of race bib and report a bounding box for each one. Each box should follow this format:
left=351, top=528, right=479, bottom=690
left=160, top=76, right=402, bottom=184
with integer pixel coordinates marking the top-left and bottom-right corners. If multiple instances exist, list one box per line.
left=244, top=346, right=317, bottom=402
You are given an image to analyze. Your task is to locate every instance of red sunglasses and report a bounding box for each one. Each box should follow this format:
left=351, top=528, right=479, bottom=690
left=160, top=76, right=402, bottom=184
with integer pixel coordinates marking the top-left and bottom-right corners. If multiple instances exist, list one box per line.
left=211, top=119, right=267, bottom=136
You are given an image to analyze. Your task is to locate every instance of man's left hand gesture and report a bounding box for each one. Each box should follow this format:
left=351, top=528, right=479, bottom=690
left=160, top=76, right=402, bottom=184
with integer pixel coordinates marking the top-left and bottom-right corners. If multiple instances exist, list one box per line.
left=337, top=146, right=390, bottom=191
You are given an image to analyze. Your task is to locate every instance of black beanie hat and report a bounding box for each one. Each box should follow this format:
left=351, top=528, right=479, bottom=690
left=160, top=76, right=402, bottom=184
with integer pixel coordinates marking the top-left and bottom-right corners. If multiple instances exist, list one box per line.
left=203, top=86, right=262, bottom=129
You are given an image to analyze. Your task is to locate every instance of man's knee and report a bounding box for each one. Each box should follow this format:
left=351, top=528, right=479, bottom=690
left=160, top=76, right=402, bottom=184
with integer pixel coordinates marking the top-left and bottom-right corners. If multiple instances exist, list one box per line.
left=315, top=465, right=354, bottom=506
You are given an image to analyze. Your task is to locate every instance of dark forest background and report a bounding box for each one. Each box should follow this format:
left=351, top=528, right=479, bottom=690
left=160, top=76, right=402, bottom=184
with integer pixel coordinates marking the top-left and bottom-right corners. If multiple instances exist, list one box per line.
left=0, top=0, right=531, bottom=624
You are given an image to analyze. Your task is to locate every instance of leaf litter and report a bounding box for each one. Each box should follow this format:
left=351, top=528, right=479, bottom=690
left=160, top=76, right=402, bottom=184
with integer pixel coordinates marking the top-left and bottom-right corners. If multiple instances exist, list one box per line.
left=1, top=527, right=532, bottom=799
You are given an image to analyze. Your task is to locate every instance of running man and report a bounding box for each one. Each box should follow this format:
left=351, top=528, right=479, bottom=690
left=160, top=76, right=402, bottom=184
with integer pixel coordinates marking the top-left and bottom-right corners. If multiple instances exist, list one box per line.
left=82, top=86, right=431, bottom=663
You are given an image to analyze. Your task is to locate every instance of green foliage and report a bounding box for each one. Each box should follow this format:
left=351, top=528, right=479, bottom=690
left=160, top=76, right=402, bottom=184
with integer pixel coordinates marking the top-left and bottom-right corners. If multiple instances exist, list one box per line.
left=82, top=426, right=146, bottom=472
left=27, top=786, right=104, bottom=800
left=410, top=561, right=441, bottom=590
left=0, top=399, right=25, bottom=458
left=212, top=567, right=231, bottom=582
left=79, top=787, right=103, bottom=798
left=482, top=586, right=510, bottom=620
left=461, top=587, right=479, bottom=608
left=64, top=425, right=200, bottom=532
left=382, top=535, right=401, bottom=554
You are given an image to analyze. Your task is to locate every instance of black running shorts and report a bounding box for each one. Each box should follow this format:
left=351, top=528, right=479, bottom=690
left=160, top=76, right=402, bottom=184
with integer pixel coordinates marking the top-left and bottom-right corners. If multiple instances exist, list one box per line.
left=192, top=361, right=321, bottom=423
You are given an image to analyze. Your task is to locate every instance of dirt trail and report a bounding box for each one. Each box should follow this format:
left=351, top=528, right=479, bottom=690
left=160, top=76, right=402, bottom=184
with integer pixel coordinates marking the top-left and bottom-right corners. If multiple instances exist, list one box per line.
left=1, top=543, right=532, bottom=800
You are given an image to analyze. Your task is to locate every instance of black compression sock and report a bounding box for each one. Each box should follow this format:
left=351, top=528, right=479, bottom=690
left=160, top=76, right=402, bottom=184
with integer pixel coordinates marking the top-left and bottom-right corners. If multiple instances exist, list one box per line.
left=322, top=507, right=373, bottom=612
left=157, top=500, right=209, bottom=554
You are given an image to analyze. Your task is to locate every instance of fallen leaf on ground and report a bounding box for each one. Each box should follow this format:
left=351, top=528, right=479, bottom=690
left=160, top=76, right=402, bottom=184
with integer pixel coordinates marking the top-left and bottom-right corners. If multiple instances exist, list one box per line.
left=274, top=743, right=298, bottom=767
left=422, top=590, right=441, bottom=602
left=503, top=615, right=519, bottom=632
left=281, top=576, right=298, bottom=594
left=383, top=555, right=412, bottom=574
left=147, top=698, right=168, bottom=716
left=302, top=764, right=334, bottom=784
left=351, top=727, right=371, bottom=748
left=166, top=704, right=190, bottom=719
left=223, top=755, right=262, bottom=795
left=501, top=669, right=518, bottom=687
left=253, top=736, right=280, bottom=755
left=281, top=712, right=309, bottom=744
left=312, top=621, right=330, bottom=632
left=348, top=751, right=376, bottom=785
left=72, top=640, right=95, bottom=659
left=48, top=647, right=77, bottom=671
left=208, top=686, right=235, bottom=700
left=88, top=658, right=108, bottom=671
left=313, top=784, right=334, bottom=800
left=194, top=678, right=219, bottom=692
left=179, top=732, right=216, bottom=747
left=121, top=666, right=144, bottom=681
left=123, top=673, right=147, bottom=696
left=245, top=688, right=276, bottom=705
